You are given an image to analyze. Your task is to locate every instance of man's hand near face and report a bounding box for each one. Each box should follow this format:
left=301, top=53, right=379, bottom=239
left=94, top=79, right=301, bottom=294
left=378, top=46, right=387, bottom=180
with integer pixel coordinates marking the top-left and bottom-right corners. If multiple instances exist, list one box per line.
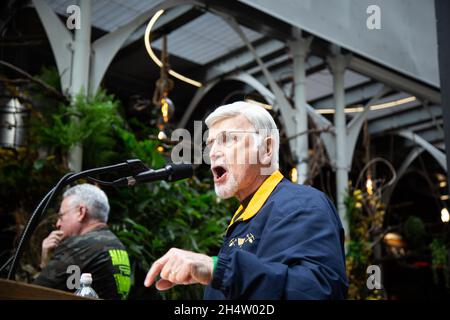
left=40, top=230, right=64, bottom=269
left=144, top=248, right=214, bottom=290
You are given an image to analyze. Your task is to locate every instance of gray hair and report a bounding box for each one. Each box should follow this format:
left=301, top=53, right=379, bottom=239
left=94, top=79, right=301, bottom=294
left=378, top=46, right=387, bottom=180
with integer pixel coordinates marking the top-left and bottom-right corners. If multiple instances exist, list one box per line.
left=205, top=101, right=279, bottom=170
left=63, top=184, right=110, bottom=223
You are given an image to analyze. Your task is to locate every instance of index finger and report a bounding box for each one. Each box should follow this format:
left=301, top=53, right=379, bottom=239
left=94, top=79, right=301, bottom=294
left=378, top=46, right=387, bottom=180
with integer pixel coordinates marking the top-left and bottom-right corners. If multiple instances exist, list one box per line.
left=144, top=255, right=170, bottom=287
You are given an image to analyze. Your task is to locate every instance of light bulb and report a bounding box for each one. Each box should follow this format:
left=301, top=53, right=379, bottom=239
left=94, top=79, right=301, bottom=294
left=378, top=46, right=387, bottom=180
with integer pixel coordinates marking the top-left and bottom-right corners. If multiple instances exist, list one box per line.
left=290, top=167, right=298, bottom=183
left=160, top=97, right=174, bottom=123
left=366, top=177, right=373, bottom=195
left=441, top=208, right=449, bottom=223
left=158, top=131, right=167, bottom=140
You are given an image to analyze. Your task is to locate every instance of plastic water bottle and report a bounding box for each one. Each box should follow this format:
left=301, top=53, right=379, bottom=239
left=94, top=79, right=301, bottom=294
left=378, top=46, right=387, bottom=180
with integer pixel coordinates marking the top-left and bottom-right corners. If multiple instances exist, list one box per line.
left=74, top=273, right=99, bottom=299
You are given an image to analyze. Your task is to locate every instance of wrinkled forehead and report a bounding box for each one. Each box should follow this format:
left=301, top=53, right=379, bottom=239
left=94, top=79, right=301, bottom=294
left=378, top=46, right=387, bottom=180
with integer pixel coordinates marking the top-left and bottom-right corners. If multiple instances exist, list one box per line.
left=207, top=115, right=255, bottom=136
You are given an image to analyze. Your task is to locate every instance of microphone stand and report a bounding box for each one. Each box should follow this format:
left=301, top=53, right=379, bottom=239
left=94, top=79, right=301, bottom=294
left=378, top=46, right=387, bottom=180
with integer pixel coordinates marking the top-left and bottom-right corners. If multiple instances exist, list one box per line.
left=1, top=159, right=149, bottom=279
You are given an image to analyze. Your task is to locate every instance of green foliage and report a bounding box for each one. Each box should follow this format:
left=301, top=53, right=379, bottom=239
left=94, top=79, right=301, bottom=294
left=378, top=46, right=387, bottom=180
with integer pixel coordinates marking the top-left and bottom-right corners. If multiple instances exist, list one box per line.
left=32, top=91, right=124, bottom=167
left=344, top=187, right=386, bottom=300
left=430, top=238, right=450, bottom=288
left=113, top=126, right=164, bottom=169
left=346, top=240, right=369, bottom=266
left=0, top=67, right=237, bottom=299
left=403, top=216, right=426, bottom=248
left=36, top=66, right=61, bottom=91
left=0, top=67, right=68, bottom=215
left=109, top=179, right=235, bottom=299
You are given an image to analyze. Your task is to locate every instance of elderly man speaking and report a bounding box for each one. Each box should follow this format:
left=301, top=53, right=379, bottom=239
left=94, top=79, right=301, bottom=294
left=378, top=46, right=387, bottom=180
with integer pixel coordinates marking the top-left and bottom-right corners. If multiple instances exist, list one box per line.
left=144, top=101, right=348, bottom=299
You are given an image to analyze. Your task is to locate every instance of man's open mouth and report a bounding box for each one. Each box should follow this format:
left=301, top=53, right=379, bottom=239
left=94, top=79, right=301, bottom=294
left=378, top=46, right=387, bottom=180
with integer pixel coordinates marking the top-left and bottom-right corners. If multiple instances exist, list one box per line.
left=212, top=165, right=228, bottom=183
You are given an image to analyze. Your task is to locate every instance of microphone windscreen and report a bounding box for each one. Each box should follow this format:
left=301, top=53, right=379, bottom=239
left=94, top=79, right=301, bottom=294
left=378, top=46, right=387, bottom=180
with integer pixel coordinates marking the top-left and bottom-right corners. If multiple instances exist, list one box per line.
left=169, top=163, right=194, bottom=181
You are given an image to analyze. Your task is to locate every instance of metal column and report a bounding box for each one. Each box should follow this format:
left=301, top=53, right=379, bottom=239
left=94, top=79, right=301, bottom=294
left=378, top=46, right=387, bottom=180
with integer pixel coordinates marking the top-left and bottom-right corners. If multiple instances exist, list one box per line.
left=68, top=0, right=91, bottom=172
left=289, top=32, right=312, bottom=184
left=328, top=53, right=350, bottom=238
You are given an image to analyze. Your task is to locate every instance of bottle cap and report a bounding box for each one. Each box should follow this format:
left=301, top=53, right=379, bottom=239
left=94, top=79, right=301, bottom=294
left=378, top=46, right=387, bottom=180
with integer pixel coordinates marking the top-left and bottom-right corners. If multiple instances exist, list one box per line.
left=80, top=273, right=93, bottom=285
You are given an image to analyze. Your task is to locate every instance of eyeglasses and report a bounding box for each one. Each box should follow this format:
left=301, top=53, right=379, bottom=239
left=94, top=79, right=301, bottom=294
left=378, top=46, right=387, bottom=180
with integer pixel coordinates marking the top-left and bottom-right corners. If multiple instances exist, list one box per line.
left=56, top=205, right=79, bottom=220
left=205, top=130, right=258, bottom=149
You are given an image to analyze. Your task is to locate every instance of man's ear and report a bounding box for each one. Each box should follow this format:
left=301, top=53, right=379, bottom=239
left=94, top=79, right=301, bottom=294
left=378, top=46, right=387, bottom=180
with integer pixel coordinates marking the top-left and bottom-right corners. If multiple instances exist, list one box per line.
left=77, top=205, right=88, bottom=222
left=260, top=136, right=273, bottom=165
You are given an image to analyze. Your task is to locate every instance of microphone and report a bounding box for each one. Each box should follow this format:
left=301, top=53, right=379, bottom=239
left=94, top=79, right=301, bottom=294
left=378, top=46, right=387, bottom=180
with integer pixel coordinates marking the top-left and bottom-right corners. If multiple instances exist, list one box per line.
left=113, top=163, right=194, bottom=187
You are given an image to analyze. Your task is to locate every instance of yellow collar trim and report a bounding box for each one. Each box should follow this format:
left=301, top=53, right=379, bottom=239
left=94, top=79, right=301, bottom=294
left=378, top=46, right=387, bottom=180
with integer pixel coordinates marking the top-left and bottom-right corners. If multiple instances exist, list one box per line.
left=227, top=170, right=284, bottom=230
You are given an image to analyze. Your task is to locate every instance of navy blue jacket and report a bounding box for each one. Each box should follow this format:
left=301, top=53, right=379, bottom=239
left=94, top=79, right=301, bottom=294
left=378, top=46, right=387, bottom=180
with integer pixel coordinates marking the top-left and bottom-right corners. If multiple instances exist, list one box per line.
left=204, top=171, right=348, bottom=299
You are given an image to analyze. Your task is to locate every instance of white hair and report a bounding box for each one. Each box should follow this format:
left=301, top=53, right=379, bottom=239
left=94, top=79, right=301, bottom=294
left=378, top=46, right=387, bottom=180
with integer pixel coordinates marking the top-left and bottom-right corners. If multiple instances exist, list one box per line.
left=63, top=184, right=110, bottom=223
left=205, top=101, right=279, bottom=170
